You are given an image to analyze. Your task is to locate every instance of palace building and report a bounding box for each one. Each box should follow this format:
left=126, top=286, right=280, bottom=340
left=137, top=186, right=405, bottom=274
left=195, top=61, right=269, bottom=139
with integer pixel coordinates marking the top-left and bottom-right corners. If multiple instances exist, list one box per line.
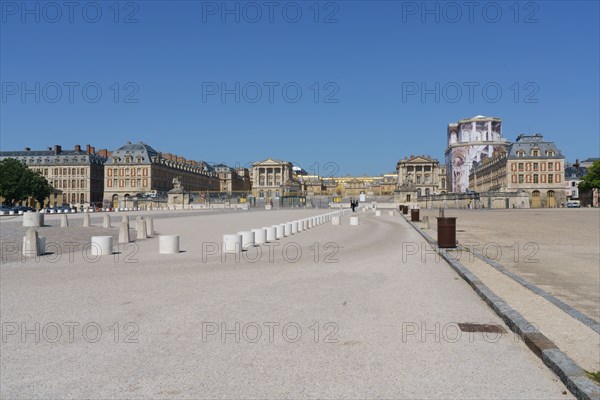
left=251, top=158, right=300, bottom=200
left=0, top=144, right=107, bottom=208
left=469, top=134, right=565, bottom=208
left=396, top=155, right=447, bottom=197
left=103, top=142, right=220, bottom=208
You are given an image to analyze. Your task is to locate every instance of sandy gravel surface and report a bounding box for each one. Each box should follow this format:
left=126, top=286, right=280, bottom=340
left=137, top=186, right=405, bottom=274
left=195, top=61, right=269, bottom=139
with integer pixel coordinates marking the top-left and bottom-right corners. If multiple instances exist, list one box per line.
left=419, top=208, right=600, bottom=322
left=1, top=209, right=573, bottom=399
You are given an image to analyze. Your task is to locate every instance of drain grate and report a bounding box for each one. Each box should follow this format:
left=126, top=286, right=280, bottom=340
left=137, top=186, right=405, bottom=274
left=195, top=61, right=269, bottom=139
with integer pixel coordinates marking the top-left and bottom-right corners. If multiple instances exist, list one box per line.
left=458, top=323, right=506, bottom=334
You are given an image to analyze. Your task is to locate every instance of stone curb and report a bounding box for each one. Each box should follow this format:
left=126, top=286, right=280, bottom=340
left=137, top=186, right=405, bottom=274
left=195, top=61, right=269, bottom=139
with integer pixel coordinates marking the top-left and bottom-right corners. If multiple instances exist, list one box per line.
left=400, top=214, right=600, bottom=400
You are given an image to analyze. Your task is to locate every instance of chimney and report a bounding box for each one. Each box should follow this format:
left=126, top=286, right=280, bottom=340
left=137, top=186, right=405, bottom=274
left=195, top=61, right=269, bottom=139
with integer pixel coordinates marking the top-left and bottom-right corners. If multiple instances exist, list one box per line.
left=98, top=149, right=108, bottom=158
left=574, top=159, right=580, bottom=169
left=74, top=144, right=81, bottom=152
left=54, top=145, right=61, bottom=155
left=86, top=144, right=91, bottom=154
left=24, top=147, right=30, bottom=151
left=90, top=146, right=95, bottom=154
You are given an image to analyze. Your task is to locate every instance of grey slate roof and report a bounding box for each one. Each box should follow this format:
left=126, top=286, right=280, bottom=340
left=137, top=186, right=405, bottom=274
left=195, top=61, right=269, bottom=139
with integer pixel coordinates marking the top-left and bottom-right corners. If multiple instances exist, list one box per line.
left=506, top=134, right=564, bottom=159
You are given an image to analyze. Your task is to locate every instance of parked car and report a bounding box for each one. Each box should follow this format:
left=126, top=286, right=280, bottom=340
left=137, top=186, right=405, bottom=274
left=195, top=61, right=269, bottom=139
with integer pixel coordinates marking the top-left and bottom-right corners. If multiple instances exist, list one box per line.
left=12, top=206, right=35, bottom=212
left=0, top=205, right=13, bottom=213
left=567, top=201, right=581, bottom=208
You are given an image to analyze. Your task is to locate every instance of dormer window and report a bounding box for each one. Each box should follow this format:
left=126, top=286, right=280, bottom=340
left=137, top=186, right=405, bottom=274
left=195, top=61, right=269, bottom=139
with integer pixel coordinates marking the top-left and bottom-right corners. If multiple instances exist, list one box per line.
left=546, top=150, right=555, bottom=156
left=531, top=150, right=539, bottom=157
left=517, top=151, right=525, bottom=157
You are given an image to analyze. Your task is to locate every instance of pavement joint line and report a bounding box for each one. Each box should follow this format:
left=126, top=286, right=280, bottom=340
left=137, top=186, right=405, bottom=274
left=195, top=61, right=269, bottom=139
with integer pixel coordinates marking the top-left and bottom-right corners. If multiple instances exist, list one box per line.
left=399, top=213, right=600, bottom=400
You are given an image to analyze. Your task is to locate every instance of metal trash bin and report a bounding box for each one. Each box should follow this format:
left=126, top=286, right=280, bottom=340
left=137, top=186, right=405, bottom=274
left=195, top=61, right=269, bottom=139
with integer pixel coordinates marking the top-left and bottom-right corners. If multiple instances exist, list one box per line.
left=437, top=217, right=457, bottom=248
left=402, top=206, right=408, bottom=215
left=411, top=209, right=420, bottom=222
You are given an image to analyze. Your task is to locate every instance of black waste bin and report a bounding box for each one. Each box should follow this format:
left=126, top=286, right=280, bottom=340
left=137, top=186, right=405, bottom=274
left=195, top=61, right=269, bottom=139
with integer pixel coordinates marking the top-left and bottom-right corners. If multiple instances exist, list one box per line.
left=411, top=209, right=420, bottom=222
left=402, top=206, right=408, bottom=215
left=437, top=217, right=456, bottom=248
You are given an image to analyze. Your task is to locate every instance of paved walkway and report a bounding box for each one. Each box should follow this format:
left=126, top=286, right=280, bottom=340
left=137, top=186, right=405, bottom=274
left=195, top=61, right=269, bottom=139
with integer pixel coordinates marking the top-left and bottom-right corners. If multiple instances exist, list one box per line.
left=1, top=210, right=572, bottom=398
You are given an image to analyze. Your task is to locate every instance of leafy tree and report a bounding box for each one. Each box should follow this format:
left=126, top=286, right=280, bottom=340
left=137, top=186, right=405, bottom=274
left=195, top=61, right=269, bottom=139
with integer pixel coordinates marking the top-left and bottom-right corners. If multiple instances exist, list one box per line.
left=578, top=160, right=600, bottom=192
left=0, top=158, right=31, bottom=206
left=30, top=172, right=53, bottom=208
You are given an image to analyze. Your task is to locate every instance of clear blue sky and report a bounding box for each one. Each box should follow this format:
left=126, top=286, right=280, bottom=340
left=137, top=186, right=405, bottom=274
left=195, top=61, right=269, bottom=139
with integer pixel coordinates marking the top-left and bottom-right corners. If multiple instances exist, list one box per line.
left=1, top=0, right=598, bottom=175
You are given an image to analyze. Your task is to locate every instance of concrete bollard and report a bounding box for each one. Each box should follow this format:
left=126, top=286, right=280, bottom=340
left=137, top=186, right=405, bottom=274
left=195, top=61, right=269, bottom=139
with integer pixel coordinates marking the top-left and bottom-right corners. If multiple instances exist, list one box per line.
left=264, top=226, right=276, bottom=242
left=238, top=231, right=255, bottom=249
left=137, top=219, right=148, bottom=240
left=350, top=216, right=359, bottom=226
left=282, top=223, right=291, bottom=237
left=103, top=214, right=111, bottom=228
left=61, top=214, right=68, bottom=227
left=308, top=218, right=313, bottom=228
left=223, top=234, right=242, bottom=253
left=388, top=210, right=395, bottom=216
left=159, top=235, right=180, bottom=254
left=332, top=216, right=341, bottom=225
left=375, top=210, right=382, bottom=217
left=91, top=236, right=113, bottom=256
left=22, top=228, right=40, bottom=257
left=291, top=221, right=298, bottom=234
left=83, top=213, right=92, bottom=227
left=296, top=220, right=303, bottom=233
left=118, top=221, right=130, bottom=244
left=121, top=215, right=129, bottom=227
left=422, top=216, right=430, bottom=229
left=23, top=212, right=43, bottom=227
left=136, top=216, right=143, bottom=233
left=146, top=217, right=154, bottom=237
left=274, top=224, right=284, bottom=239
left=303, top=219, right=308, bottom=230
left=252, top=228, right=267, bottom=245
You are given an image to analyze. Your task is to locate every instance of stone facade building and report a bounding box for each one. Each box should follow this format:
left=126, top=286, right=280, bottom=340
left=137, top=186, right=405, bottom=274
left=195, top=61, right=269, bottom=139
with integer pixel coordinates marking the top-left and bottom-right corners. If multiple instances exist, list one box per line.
left=0, top=144, right=107, bottom=208
left=396, top=155, right=447, bottom=197
left=469, top=134, right=565, bottom=208
left=103, top=142, right=220, bottom=208
left=251, top=158, right=299, bottom=200
left=213, top=164, right=252, bottom=193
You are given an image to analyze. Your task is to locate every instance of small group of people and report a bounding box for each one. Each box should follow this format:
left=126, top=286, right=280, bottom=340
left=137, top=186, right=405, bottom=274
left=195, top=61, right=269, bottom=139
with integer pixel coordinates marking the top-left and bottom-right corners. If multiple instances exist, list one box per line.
left=350, top=199, right=359, bottom=212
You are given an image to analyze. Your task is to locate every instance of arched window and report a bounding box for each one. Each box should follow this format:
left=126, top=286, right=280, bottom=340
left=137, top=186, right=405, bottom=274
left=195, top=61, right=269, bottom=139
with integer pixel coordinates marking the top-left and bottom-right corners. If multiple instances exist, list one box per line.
left=417, top=189, right=422, bottom=197
left=425, top=188, right=430, bottom=196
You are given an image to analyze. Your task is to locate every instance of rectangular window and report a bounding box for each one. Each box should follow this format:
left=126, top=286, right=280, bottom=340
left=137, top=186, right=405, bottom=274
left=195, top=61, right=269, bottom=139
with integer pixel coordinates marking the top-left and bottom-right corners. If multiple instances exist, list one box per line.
left=533, top=174, right=539, bottom=184
left=548, top=174, right=553, bottom=184
left=555, top=162, right=560, bottom=170
left=548, top=163, right=553, bottom=171
left=533, top=163, right=539, bottom=171
left=512, top=175, right=517, bottom=183
left=518, top=163, right=524, bottom=171
left=108, top=169, right=112, bottom=177
left=107, top=179, right=113, bottom=188
left=518, top=174, right=524, bottom=183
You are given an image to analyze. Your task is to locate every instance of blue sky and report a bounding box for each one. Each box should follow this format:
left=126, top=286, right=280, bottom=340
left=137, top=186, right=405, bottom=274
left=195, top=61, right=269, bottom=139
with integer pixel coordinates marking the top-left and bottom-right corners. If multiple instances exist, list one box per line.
left=1, top=0, right=598, bottom=175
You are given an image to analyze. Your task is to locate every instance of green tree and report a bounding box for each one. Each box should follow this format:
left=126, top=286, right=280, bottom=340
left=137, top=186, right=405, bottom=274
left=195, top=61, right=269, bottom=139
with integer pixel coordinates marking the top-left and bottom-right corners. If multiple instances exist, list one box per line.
left=0, top=158, right=31, bottom=206
left=30, top=172, right=53, bottom=208
left=578, top=160, right=600, bottom=192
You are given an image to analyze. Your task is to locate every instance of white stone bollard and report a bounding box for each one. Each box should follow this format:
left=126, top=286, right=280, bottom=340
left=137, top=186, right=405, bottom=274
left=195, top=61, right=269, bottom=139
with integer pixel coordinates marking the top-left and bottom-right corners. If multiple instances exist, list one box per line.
left=350, top=216, right=359, bottom=226
left=23, top=212, right=43, bottom=227
left=90, top=236, right=113, bottom=256
left=137, top=219, right=148, bottom=240
left=296, top=220, right=303, bottom=233
left=146, top=217, right=154, bottom=237
left=9, top=211, right=15, bottom=216
left=61, top=214, right=68, bottom=227
left=265, top=204, right=272, bottom=210
left=274, top=224, right=284, bottom=239
left=22, top=228, right=40, bottom=257
left=291, top=221, right=298, bottom=234
left=83, top=213, right=91, bottom=227
left=0, top=211, right=5, bottom=216
left=18, top=210, right=24, bottom=215
left=121, top=215, right=129, bottom=226
left=71, top=209, right=76, bottom=213
left=332, top=216, right=341, bottom=225
left=282, top=223, right=291, bottom=237
left=223, top=234, right=242, bottom=253
left=103, top=214, right=111, bottom=228
left=375, top=210, right=382, bottom=217
left=159, top=235, right=180, bottom=254
left=264, top=226, right=276, bottom=242
left=388, top=210, right=395, bottom=216
left=118, top=221, right=130, bottom=244
left=238, top=231, right=255, bottom=249
left=252, top=228, right=267, bottom=245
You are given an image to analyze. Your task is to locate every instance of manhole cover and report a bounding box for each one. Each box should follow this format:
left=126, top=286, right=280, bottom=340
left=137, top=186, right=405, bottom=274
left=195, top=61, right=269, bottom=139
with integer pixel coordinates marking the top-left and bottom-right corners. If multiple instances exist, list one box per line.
left=458, top=323, right=506, bottom=333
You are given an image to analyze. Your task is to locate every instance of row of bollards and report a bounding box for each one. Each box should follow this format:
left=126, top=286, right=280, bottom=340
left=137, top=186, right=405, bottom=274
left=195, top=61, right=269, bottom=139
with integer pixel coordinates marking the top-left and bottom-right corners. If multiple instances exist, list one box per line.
left=398, top=207, right=457, bottom=248
left=222, top=209, right=355, bottom=254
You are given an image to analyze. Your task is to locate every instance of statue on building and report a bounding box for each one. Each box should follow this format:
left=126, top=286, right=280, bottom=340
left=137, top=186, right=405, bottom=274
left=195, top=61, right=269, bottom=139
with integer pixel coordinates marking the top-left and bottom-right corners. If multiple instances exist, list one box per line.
left=172, top=176, right=183, bottom=190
